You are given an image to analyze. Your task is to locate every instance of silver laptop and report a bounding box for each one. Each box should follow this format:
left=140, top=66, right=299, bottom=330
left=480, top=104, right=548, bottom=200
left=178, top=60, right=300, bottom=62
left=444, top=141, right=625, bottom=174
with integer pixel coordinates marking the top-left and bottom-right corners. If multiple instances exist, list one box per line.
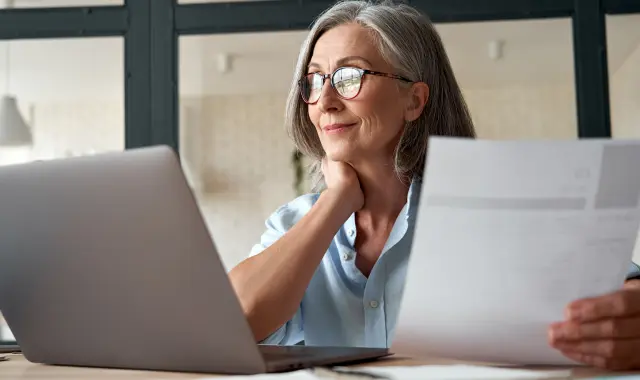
left=0, top=146, right=389, bottom=374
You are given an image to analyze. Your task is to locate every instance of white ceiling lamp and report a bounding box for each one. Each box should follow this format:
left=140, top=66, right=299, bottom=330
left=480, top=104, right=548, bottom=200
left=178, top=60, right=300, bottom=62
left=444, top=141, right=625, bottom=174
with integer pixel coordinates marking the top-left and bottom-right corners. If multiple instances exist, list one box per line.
left=0, top=0, right=33, bottom=147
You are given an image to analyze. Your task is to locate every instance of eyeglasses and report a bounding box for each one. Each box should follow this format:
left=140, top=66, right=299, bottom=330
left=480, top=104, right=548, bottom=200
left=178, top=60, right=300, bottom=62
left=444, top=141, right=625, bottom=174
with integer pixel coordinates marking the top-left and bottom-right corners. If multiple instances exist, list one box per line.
left=299, top=66, right=412, bottom=104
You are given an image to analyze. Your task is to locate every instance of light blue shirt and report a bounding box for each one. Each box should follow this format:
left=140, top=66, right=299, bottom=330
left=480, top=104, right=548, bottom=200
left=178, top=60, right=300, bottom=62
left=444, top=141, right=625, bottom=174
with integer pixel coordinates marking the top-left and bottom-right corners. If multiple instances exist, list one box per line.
left=249, top=179, right=640, bottom=348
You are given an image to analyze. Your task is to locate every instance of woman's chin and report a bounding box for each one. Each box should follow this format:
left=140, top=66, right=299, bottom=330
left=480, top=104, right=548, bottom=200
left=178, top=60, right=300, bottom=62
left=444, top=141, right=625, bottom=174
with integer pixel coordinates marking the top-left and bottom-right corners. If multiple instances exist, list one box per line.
left=323, top=144, right=360, bottom=163
left=325, top=150, right=355, bottom=163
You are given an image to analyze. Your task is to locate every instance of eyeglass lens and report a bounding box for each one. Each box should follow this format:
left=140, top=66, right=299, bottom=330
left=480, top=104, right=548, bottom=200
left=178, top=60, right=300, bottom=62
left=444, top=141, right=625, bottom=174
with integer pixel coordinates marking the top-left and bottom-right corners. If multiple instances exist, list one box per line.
left=301, top=67, right=363, bottom=103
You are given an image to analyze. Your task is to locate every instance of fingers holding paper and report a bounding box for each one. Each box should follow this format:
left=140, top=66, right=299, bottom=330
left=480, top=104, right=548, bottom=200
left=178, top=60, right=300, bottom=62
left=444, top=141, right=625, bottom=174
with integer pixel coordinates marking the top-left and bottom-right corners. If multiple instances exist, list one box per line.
left=548, top=280, right=640, bottom=370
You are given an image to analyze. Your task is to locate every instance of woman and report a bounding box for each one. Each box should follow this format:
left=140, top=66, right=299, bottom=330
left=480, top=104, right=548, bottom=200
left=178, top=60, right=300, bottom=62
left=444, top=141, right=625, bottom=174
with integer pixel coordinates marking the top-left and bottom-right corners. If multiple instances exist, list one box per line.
left=229, top=0, right=640, bottom=370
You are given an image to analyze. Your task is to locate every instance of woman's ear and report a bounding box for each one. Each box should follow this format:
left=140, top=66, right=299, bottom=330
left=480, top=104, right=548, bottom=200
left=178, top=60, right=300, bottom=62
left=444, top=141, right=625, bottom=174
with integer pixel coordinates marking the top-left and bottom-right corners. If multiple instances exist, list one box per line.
left=404, top=82, right=429, bottom=123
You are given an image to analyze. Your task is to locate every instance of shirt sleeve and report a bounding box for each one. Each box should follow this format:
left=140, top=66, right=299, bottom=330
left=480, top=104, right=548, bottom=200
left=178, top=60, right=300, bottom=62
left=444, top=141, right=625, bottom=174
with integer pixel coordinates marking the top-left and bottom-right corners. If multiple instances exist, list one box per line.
left=247, top=194, right=318, bottom=346
left=627, top=262, right=640, bottom=281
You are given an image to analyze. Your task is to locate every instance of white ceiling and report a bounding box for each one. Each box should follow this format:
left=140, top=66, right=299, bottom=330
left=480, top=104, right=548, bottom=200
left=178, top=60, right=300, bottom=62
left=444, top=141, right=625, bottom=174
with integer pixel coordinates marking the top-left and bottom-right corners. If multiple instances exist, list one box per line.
left=0, top=8, right=638, bottom=101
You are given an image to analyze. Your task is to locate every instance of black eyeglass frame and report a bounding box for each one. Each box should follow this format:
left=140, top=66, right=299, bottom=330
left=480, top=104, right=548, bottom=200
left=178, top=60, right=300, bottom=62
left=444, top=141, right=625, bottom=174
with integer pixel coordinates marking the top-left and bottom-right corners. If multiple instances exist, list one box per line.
left=299, top=66, right=413, bottom=104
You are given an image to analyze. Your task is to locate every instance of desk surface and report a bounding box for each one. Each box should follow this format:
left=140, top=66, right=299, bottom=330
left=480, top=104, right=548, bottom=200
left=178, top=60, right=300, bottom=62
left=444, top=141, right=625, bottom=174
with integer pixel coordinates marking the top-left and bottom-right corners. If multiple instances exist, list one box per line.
left=1, top=354, right=638, bottom=379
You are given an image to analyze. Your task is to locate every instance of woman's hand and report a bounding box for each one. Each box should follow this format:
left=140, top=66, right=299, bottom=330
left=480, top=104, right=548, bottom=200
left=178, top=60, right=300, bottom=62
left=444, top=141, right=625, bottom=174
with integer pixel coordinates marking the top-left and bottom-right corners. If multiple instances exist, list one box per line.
left=321, top=157, right=364, bottom=213
left=548, top=280, right=640, bottom=370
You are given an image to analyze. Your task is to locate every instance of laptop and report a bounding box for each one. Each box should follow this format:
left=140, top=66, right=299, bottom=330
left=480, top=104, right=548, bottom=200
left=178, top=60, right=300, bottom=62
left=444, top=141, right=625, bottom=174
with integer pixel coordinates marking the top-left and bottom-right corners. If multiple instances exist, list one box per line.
left=0, top=146, right=389, bottom=374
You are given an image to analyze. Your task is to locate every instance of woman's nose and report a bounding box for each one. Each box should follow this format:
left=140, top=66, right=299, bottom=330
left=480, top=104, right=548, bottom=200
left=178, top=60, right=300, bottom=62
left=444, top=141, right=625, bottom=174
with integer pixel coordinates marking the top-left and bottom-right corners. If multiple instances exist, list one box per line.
left=316, top=80, right=342, bottom=113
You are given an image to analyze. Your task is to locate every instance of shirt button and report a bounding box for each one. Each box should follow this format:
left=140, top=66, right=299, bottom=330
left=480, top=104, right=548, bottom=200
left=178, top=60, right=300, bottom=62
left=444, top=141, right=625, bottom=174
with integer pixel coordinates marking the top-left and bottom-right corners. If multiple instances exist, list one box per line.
left=342, top=251, right=353, bottom=261
left=369, top=300, right=379, bottom=309
left=348, top=229, right=355, bottom=237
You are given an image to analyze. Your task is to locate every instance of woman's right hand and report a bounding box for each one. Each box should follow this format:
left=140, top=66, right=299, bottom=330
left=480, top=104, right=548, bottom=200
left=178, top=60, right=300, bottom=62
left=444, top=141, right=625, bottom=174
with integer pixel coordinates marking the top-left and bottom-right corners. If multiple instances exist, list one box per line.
left=231, top=157, right=363, bottom=341
left=321, top=157, right=364, bottom=213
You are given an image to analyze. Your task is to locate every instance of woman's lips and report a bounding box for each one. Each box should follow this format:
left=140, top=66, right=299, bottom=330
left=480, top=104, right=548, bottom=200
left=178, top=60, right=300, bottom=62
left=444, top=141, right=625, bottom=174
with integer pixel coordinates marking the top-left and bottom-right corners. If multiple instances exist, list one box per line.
left=323, top=123, right=356, bottom=134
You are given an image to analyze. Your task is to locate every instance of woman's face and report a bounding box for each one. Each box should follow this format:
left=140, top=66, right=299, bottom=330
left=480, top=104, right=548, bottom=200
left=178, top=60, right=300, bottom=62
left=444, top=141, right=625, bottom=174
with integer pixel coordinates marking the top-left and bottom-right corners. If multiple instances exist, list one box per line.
left=306, top=23, right=425, bottom=164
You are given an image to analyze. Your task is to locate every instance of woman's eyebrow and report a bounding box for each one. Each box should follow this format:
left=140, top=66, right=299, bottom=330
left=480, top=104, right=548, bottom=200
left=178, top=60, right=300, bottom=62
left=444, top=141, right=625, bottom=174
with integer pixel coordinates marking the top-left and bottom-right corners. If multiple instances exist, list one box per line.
left=336, top=56, right=373, bottom=67
left=307, top=61, right=322, bottom=71
left=307, top=56, right=373, bottom=70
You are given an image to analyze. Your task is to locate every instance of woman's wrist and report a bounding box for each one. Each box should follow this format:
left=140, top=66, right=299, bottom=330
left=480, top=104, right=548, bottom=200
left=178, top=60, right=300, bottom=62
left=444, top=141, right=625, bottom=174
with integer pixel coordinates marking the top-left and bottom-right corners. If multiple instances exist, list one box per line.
left=318, top=188, right=359, bottom=221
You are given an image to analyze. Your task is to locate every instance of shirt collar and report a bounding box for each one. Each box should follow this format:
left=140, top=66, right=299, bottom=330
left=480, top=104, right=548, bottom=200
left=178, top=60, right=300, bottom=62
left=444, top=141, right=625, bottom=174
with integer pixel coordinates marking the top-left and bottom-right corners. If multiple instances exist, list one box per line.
left=404, top=176, right=423, bottom=222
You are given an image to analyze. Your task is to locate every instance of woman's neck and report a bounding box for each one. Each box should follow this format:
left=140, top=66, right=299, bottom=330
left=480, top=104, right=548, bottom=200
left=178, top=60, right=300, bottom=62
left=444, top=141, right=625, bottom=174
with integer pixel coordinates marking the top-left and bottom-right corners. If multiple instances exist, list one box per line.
left=348, top=156, right=410, bottom=277
left=350, top=157, right=410, bottom=226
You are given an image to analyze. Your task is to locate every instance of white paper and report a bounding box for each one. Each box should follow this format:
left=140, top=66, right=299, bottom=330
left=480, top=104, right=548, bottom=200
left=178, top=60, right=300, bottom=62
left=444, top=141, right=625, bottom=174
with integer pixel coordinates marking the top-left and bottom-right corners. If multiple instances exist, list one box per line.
left=392, top=137, right=640, bottom=366
left=198, top=371, right=317, bottom=380
left=348, top=365, right=572, bottom=379
left=200, top=365, right=571, bottom=380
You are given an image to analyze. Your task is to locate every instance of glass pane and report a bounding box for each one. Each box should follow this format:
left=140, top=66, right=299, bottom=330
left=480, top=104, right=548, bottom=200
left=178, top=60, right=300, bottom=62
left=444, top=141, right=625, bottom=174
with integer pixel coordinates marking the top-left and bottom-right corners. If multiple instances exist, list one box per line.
left=608, top=14, right=640, bottom=140
left=179, top=20, right=577, bottom=270
left=180, top=31, right=307, bottom=271
left=437, top=18, right=577, bottom=139
left=0, top=36, right=124, bottom=342
left=607, top=13, right=640, bottom=264
left=2, top=0, right=122, bottom=8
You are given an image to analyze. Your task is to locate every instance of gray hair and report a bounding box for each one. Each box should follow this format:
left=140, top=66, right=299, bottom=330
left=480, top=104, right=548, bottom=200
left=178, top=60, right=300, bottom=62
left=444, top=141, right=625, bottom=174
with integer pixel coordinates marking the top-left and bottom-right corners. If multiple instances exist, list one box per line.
left=285, top=0, right=476, bottom=190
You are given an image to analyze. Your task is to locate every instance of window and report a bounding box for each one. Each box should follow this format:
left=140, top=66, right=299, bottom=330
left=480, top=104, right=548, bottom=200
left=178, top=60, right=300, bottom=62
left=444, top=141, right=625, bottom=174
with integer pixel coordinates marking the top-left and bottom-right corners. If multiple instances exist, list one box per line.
left=438, top=18, right=577, bottom=140
left=0, top=36, right=124, bottom=342
left=607, top=13, right=640, bottom=264
left=179, top=32, right=306, bottom=271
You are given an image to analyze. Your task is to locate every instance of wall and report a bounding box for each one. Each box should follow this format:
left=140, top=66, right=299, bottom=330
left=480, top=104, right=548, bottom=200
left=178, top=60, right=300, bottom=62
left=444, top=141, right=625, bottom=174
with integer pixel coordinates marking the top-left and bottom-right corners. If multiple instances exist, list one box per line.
left=0, top=101, right=124, bottom=165
left=465, top=84, right=577, bottom=140
left=180, top=94, right=299, bottom=270
left=611, top=44, right=640, bottom=140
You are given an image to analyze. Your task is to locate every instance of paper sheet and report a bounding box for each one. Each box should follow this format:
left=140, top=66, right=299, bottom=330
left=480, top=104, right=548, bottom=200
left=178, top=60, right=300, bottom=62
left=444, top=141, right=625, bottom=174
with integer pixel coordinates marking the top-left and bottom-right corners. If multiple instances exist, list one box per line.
left=200, top=365, right=571, bottom=379
left=392, top=138, right=640, bottom=366
left=348, top=365, right=572, bottom=379
left=199, top=371, right=316, bottom=379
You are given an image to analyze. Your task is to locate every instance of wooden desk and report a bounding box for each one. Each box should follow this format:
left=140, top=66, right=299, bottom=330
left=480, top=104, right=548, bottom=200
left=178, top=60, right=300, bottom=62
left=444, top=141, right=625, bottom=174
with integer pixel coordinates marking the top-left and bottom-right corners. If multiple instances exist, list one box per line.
left=1, top=354, right=638, bottom=379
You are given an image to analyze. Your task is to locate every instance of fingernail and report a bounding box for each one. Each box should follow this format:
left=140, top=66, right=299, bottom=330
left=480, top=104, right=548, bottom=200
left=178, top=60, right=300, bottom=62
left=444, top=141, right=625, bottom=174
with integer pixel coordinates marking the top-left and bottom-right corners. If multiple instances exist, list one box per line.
left=565, top=307, right=574, bottom=320
left=551, top=326, right=564, bottom=341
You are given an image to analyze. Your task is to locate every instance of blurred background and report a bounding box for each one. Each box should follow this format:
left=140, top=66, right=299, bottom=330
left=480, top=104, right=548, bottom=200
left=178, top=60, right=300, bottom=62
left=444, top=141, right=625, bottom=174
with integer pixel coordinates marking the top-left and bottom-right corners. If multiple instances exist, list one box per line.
left=0, top=0, right=639, bottom=343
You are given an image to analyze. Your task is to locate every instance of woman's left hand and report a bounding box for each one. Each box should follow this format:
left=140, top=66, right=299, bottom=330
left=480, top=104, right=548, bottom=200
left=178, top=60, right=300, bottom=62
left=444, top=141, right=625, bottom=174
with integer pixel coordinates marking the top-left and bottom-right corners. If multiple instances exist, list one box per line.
left=548, top=280, right=640, bottom=370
